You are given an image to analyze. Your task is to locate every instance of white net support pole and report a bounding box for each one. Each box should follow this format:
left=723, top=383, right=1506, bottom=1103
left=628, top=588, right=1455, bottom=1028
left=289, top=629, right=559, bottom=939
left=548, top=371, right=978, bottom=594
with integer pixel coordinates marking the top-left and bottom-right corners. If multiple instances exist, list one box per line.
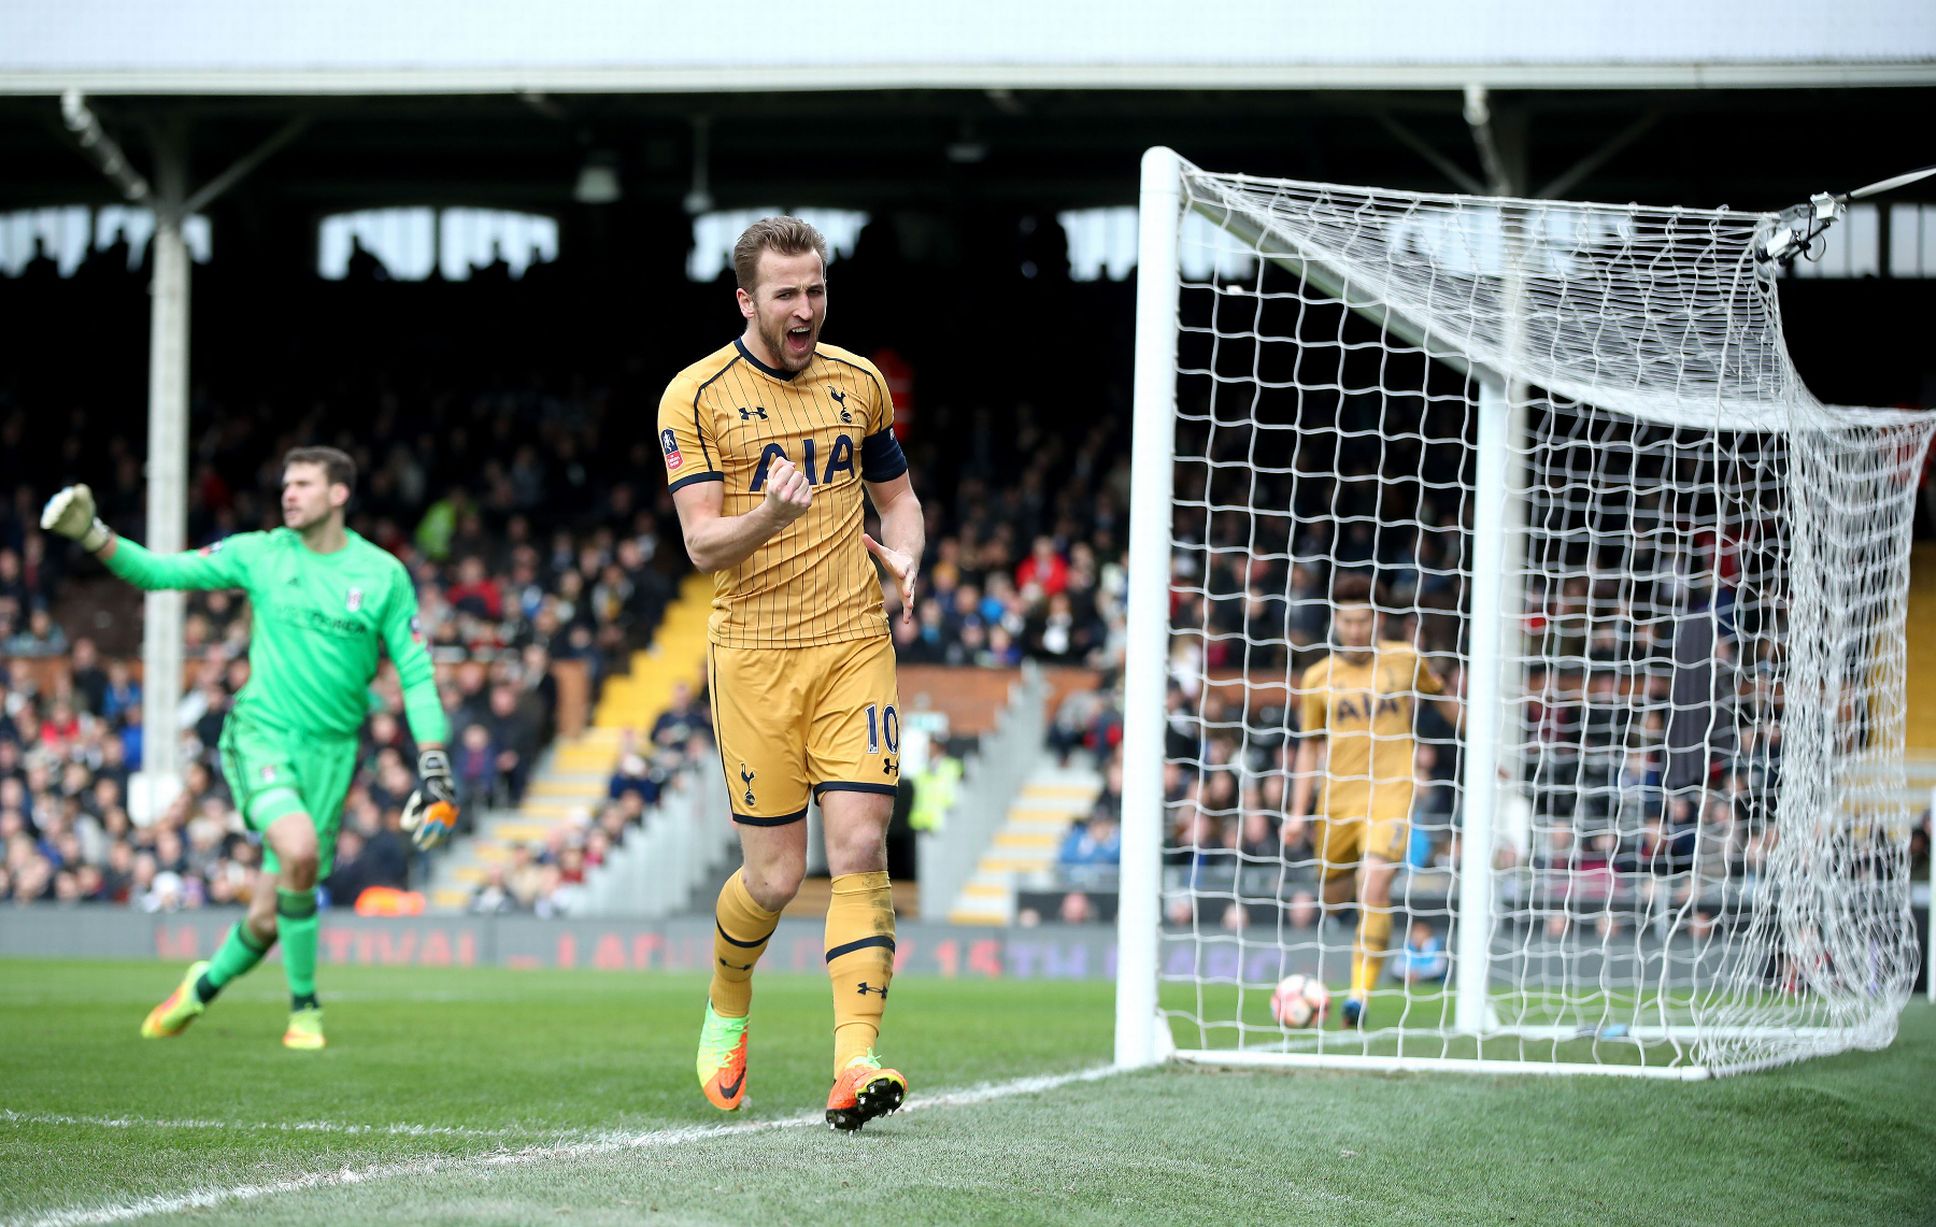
left=1115, top=145, right=1183, bottom=1069
left=1454, top=379, right=1509, bottom=1035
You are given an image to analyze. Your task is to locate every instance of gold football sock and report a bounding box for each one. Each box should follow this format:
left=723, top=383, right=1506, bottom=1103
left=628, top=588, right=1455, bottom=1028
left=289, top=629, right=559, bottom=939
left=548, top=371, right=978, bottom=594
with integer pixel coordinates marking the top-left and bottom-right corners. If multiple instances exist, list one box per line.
left=824, top=870, right=895, bottom=1075
left=1351, top=906, right=1394, bottom=1000
left=709, top=870, right=780, bottom=1019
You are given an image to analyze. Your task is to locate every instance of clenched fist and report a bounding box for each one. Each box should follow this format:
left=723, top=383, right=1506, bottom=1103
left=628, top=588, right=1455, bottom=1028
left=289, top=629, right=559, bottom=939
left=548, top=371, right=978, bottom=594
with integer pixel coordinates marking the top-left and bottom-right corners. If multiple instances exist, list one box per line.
left=762, top=457, right=813, bottom=525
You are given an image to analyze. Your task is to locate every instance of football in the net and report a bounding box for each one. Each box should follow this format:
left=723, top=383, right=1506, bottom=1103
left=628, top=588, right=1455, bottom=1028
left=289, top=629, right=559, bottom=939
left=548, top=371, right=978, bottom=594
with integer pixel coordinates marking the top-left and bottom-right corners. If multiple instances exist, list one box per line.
left=1270, top=975, right=1330, bottom=1028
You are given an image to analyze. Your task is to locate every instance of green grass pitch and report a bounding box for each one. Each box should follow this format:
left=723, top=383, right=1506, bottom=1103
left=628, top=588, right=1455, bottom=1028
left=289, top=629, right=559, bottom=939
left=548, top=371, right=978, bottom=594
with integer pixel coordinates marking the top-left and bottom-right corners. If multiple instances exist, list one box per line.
left=3, top=960, right=1933, bottom=1225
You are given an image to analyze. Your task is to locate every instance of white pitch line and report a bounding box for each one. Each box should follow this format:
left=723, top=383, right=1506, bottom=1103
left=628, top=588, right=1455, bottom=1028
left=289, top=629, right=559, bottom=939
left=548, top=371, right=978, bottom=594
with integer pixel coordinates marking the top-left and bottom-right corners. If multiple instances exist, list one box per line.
left=0, top=1109, right=569, bottom=1141
left=8, top=1064, right=1125, bottom=1227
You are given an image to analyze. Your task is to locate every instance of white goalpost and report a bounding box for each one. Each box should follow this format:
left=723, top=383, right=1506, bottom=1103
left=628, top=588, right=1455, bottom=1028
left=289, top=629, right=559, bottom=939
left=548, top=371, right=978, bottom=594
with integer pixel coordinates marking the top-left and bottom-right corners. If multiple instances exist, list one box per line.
left=1117, top=146, right=1936, bottom=1078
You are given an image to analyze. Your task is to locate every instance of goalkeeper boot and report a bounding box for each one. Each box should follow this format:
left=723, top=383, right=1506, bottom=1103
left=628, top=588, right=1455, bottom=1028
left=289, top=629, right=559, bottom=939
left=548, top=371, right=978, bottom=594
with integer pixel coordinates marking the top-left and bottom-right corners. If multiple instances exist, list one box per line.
left=696, top=1001, right=750, bottom=1111
left=140, top=960, right=211, bottom=1038
left=1339, top=995, right=1367, bottom=1030
left=283, top=1005, right=326, bottom=1051
left=825, top=1052, right=906, bottom=1132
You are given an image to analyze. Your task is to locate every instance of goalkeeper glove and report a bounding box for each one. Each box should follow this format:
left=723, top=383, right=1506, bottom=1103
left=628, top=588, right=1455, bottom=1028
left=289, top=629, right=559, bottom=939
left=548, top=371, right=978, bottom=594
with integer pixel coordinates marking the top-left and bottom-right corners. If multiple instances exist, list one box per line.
left=400, top=747, right=461, bottom=851
left=40, top=484, right=112, bottom=552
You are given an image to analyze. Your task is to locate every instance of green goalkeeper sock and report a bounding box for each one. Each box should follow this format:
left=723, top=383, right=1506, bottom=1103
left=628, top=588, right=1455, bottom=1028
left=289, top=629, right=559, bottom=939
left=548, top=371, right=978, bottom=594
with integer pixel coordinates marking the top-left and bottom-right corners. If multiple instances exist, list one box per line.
left=276, top=887, right=320, bottom=1010
left=196, top=923, right=274, bottom=1003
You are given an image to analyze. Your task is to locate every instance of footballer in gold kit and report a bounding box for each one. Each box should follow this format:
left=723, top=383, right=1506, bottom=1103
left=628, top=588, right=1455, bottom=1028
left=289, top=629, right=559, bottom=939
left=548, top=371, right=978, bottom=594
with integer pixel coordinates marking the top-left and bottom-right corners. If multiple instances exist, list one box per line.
left=1288, top=575, right=1460, bottom=1027
left=659, top=216, right=923, bottom=1131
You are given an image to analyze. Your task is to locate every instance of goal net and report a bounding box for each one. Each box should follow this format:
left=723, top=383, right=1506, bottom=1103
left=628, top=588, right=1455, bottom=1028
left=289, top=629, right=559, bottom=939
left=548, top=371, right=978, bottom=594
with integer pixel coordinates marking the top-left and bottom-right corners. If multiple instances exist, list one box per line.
left=1116, top=148, right=1936, bottom=1078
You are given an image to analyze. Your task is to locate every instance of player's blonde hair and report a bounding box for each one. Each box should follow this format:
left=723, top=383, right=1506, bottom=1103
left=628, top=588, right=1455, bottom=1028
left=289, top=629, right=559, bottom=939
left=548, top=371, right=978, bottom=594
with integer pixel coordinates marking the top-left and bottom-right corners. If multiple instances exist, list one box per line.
left=733, top=216, right=830, bottom=293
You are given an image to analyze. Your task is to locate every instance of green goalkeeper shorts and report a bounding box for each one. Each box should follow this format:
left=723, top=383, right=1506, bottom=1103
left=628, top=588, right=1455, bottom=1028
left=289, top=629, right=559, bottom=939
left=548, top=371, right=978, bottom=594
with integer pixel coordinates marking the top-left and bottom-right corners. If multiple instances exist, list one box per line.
left=217, top=715, right=359, bottom=878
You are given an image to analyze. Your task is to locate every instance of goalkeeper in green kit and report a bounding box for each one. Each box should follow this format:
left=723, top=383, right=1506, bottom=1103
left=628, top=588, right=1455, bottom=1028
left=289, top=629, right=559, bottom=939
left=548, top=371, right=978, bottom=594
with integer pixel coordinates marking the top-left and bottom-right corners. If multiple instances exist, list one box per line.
left=41, top=447, right=459, bottom=1050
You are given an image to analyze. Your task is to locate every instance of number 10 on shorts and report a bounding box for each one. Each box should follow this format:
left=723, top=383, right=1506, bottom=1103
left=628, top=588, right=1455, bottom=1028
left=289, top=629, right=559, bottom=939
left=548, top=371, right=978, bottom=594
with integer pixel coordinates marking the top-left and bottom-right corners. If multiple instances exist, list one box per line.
left=865, top=704, right=899, bottom=755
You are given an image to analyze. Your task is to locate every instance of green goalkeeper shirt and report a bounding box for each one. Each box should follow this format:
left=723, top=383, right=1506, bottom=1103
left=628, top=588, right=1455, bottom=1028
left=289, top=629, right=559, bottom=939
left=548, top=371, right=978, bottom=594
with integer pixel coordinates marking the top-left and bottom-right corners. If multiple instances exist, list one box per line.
left=104, top=527, right=450, bottom=746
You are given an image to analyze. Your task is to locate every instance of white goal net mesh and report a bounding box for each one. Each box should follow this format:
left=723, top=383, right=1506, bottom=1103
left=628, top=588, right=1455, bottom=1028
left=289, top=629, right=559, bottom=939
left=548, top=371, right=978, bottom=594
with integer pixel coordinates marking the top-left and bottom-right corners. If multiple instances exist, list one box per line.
left=1148, top=160, right=1934, bottom=1075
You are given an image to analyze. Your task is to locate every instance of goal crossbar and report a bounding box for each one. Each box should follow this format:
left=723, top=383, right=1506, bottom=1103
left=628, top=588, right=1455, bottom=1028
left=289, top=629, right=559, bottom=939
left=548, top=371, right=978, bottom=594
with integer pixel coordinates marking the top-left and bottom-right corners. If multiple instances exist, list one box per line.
left=1184, top=187, right=1488, bottom=389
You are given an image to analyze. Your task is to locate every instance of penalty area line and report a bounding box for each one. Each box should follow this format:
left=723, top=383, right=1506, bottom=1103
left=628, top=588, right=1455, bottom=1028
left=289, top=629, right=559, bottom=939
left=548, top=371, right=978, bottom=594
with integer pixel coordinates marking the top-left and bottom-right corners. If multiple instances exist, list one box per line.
left=8, top=1064, right=1125, bottom=1227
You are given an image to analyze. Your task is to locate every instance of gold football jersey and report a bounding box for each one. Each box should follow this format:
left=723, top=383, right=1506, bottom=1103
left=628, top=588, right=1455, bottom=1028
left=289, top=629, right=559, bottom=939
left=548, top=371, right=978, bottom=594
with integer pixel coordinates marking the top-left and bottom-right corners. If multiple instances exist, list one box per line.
left=1298, top=641, right=1444, bottom=821
left=658, top=339, right=907, bottom=648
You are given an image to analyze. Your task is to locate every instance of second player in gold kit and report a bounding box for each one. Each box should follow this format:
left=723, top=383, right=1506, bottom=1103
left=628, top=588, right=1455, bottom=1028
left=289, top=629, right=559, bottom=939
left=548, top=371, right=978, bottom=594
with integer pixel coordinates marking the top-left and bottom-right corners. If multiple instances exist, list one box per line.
left=1288, top=575, right=1459, bottom=1025
left=1299, top=640, right=1444, bottom=868
left=660, top=216, right=923, bottom=1131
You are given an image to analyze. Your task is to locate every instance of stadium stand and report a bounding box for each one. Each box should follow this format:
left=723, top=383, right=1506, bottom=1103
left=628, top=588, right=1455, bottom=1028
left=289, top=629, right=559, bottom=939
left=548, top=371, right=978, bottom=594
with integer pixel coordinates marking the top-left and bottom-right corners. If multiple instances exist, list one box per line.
left=0, top=227, right=1142, bottom=913
left=2, top=211, right=1931, bottom=931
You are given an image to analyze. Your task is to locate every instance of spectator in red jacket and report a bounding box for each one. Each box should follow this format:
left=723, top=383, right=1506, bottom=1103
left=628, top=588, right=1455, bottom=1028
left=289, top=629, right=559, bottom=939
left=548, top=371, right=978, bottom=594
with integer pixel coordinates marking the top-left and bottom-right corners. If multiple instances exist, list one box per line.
left=445, top=555, right=504, bottom=620
left=1015, top=535, right=1068, bottom=598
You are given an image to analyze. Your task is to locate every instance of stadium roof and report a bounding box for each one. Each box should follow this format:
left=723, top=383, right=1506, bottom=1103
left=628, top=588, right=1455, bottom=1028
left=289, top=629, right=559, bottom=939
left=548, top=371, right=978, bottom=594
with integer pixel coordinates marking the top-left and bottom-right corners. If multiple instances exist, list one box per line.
left=6, top=86, right=1932, bottom=220
left=0, top=2, right=1931, bottom=227
left=4, top=0, right=1935, bottom=95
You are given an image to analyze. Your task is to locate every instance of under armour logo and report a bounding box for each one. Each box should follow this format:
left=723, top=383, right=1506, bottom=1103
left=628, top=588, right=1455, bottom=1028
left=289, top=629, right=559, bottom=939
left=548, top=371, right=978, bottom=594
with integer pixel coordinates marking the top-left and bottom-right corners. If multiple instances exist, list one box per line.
left=856, top=982, right=889, bottom=998
left=738, top=406, right=768, bottom=421
left=718, top=957, right=753, bottom=971
left=882, top=758, right=897, bottom=775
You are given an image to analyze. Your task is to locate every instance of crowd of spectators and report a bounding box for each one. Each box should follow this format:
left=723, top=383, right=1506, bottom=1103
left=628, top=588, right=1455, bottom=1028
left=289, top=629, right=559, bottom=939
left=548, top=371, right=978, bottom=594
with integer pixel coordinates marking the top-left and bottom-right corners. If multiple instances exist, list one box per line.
left=2, top=386, right=1908, bottom=949
left=0, top=628, right=565, bottom=910
left=4, top=228, right=1926, bottom=951
left=467, top=682, right=717, bottom=917
left=0, top=347, right=1153, bottom=919
left=1012, top=405, right=1918, bottom=974
left=888, top=417, right=1133, bottom=675
left=0, top=353, right=689, bottom=909
left=0, top=199, right=1159, bottom=914
left=0, top=473, right=68, bottom=659
left=1027, top=578, right=1915, bottom=979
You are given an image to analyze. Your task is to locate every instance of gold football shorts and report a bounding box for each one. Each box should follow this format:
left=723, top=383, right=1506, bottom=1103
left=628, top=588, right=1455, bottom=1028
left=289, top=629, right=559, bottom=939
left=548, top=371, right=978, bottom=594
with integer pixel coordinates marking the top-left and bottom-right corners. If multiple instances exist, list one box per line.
left=707, top=636, right=902, bottom=825
left=1316, top=783, right=1412, bottom=875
